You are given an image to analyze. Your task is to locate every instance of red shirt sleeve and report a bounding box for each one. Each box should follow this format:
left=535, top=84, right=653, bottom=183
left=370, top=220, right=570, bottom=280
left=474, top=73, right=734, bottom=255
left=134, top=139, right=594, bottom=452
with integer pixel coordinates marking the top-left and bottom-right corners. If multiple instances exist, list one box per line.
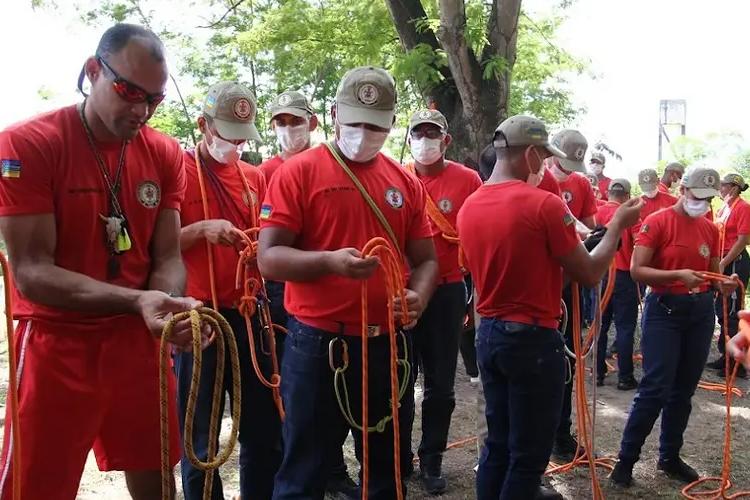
left=0, top=129, right=54, bottom=216
left=259, top=160, right=304, bottom=234
left=408, top=177, right=433, bottom=240
left=580, top=177, right=598, bottom=219
left=735, top=202, right=750, bottom=236
left=160, top=139, right=186, bottom=211
left=635, top=214, right=663, bottom=249
left=541, top=195, right=580, bottom=257
left=710, top=223, right=721, bottom=259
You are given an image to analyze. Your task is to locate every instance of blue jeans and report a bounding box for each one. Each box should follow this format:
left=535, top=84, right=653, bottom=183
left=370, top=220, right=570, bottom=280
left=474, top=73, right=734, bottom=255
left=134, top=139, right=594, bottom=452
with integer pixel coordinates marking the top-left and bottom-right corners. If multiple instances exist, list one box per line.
left=597, top=270, right=639, bottom=381
left=476, top=318, right=566, bottom=500
left=272, top=318, right=415, bottom=500
left=618, top=292, right=715, bottom=463
left=174, top=308, right=282, bottom=500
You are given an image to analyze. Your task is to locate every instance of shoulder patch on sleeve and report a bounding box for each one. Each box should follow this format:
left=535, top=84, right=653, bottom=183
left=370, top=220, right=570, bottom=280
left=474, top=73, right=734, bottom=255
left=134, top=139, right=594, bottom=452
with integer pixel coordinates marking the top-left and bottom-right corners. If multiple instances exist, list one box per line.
left=563, top=212, right=575, bottom=226
left=640, top=224, right=649, bottom=234
left=259, top=204, right=273, bottom=220
left=1, top=159, right=21, bottom=178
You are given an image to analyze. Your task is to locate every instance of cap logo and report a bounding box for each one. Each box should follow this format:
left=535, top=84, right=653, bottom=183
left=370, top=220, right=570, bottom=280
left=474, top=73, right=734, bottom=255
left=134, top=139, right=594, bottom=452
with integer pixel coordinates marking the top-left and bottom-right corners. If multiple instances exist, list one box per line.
left=574, top=147, right=585, bottom=160
left=278, top=94, right=293, bottom=106
left=357, top=83, right=379, bottom=106
left=527, top=126, right=545, bottom=140
left=702, top=174, right=717, bottom=187
left=205, top=95, right=216, bottom=109
left=418, top=110, right=432, bottom=119
left=233, top=98, right=252, bottom=120
left=642, top=175, right=652, bottom=182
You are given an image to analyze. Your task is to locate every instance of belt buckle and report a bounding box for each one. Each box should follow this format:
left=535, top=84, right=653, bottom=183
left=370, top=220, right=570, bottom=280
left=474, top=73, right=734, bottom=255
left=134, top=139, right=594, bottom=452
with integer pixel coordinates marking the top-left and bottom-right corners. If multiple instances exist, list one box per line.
left=367, top=325, right=382, bottom=337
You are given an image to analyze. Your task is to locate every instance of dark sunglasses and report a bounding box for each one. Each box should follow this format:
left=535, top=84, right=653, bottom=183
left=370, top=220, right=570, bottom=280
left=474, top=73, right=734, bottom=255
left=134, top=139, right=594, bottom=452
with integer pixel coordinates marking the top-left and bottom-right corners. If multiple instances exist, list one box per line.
left=77, top=56, right=166, bottom=106
left=410, top=128, right=444, bottom=140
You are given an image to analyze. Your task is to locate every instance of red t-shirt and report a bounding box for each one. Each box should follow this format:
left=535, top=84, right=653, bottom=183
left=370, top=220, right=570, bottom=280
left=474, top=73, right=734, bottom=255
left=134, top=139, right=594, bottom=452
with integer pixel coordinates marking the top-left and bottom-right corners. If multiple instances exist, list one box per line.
left=658, top=181, right=671, bottom=194
left=0, top=105, right=185, bottom=328
left=538, top=168, right=561, bottom=196
left=558, top=173, right=598, bottom=221
left=411, top=161, right=482, bottom=283
left=259, top=145, right=432, bottom=333
left=598, top=176, right=612, bottom=201
left=596, top=201, right=639, bottom=271
left=181, top=151, right=266, bottom=308
left=716, top=197, right=750, bottom=256
left=640, top=191, right=677, bottom=220
left=635, top=208, right=719, bottom=294
left=258, top=155, right=284, bottom=184
left=457, top=181, right=581, bottom=328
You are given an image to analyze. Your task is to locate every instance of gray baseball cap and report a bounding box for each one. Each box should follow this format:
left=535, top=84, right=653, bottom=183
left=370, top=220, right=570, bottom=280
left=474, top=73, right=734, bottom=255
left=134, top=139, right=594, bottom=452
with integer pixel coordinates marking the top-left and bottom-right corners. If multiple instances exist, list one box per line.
left=551, top=129, right=588, bottom=173
left=335, top=66, right=396, bottom=129
left=493, top=115, right=566, bottom=159
left=203, top=82, right=261, bottom=142
left=409, top=109, right=448, bottom=132
left=590, top=152, right=606, bottom=165
left=665, top=161, right=686, bottom=174
left=638, top=168, right=659, bottom=191
left=681, top=166, right=721, bottom=199
left=609, top=178, right=632, bottom=195
left=269, top=90, right=314, bottom=120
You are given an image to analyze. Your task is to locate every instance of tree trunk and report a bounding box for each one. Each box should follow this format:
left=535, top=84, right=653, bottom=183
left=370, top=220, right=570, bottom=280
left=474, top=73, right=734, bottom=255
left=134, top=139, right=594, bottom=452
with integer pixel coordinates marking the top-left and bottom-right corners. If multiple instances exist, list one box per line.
left=384, top=0, right=522, bottom=168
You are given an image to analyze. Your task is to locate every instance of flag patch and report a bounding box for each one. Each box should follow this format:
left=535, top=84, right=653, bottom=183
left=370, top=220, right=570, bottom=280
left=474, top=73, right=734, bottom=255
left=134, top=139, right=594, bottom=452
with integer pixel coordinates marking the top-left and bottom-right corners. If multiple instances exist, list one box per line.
left=1, top=159, right=21, bottom=178
left=259, top=204, right=272, bottom=220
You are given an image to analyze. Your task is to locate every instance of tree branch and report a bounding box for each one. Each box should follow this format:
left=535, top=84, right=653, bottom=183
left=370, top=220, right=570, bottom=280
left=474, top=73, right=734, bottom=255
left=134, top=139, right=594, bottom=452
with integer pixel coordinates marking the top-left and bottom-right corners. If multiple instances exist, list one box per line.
left=483, top=0, right=522, bottom=68
left=198, top=0, right=247, bottom=29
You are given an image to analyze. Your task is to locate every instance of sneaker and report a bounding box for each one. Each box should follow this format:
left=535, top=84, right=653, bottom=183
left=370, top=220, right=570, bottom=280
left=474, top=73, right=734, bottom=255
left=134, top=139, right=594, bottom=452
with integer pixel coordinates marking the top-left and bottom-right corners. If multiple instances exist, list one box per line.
left=420, top=463, right=447, bottom=495
left=706, top=356, right=726, bottom=369
left=552, top=434, right=583, bottom=462
left=535, top=485, right=563, bottom=499
left=325, top=473, right=360, bottom=500
left=657, top=457, right=699, bottom=484
left=609, top=460, right=634, bottom=487
left=617, top=376, right=639, bottom=391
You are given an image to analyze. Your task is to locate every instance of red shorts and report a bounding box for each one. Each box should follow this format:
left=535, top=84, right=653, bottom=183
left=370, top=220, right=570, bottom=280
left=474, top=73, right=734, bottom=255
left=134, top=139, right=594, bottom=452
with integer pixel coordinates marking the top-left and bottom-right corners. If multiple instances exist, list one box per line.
left=0, top=317, right=181, bottom=500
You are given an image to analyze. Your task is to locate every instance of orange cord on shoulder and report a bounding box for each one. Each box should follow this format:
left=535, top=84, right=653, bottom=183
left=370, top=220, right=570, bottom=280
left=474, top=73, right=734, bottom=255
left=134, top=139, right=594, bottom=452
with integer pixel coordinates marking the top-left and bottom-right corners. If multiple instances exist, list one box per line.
left=359, top=237, right=408, bottom=500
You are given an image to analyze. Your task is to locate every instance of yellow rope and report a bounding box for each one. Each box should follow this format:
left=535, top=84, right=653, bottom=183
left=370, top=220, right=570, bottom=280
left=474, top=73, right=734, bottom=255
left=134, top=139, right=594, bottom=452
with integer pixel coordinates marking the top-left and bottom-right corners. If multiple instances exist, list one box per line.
left=159, top=307, right=242, bottom=500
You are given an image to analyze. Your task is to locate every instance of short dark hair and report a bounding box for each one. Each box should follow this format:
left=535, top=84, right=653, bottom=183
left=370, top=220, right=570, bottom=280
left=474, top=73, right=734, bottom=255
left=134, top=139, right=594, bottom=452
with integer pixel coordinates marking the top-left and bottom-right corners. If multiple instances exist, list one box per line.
left=96, top=23, right=165, bottom=62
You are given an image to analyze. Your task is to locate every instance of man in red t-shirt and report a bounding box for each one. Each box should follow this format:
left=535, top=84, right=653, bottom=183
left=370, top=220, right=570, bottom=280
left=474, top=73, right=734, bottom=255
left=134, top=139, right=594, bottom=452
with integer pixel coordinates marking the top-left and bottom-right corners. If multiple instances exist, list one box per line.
left=404, top=109, right=482, bottom=494
left=258, top=67, right=438, bottom=499
left=594, top=179, right=641, bottom=390
left=457, top=115, right=642, bottom=500
left=586, top=173, right=607, bottom=207
left=0, top=24, right=203, bottom=499
left=658, top=161, right=685, bottom=194
left=639, top=168, right=678, bottom=219
left=589, top=152, right=611, bottom=200
left=175, top=82, right=283, bottom=499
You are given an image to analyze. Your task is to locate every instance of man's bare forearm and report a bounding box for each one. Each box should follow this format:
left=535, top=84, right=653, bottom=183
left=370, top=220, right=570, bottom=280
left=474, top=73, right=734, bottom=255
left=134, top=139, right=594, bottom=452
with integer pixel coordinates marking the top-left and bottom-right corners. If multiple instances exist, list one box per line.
left=259, top=246, right=333, bottom=282
left=407, top=259, right=438, bottom=303
left=148, top=256, right=186, bottom=296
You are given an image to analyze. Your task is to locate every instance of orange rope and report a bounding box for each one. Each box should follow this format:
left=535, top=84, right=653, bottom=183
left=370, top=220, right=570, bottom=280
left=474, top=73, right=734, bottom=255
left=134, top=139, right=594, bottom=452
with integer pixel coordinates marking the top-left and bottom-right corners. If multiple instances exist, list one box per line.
left=682, top=273, right=750, bottom=499
left=0, top=253, right=21, bottom=500
left=359, top=237, right=409, bottom=500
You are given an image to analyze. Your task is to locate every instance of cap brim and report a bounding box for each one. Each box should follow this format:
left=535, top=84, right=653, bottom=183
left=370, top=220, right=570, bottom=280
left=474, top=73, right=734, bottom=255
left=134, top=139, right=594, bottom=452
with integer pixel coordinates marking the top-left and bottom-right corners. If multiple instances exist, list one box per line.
left=214, top=118, right=262, bottom=142
left=271, top=106, right=310, bottom=120
left=558, top=156, right=586, bottom=173
left=640, top=182, right=658, bottom=191
left=689, top=187, right=720, bottom=199
left=543, top=143, right=568, bottom=160
left=337, top=102, right=394, bottom=129
left=409, top=119, right=447, bottom=132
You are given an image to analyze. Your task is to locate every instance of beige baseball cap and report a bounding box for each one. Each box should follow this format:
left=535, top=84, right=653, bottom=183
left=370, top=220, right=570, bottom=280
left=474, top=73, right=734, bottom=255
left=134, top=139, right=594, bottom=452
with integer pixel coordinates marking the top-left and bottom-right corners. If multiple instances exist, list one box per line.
left=203, top=82, right=261, bottom=142
left=409, top=109, right=448, bottom=132
left=638, top=168, right=659, bottom=191
left=609, top=178, right=632, bottom=195
left=681, top=166, right=721, bottom=199
left=493, top=115, right=566, bottom=159
left=551, top=129, right=588, bottom=172
left=665, top=161, right=686, bottom=174
left=269, top=90, right=314, bottom=120
left=590, top=152, right=606, bottom=165
left=335, top=66, right=396, bottom=129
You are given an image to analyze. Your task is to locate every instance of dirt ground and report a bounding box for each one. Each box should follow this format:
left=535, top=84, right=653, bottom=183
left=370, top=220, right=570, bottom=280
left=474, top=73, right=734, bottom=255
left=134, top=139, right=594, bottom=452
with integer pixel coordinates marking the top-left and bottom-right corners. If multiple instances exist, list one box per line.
left=1, top=321, right=749, bottom=499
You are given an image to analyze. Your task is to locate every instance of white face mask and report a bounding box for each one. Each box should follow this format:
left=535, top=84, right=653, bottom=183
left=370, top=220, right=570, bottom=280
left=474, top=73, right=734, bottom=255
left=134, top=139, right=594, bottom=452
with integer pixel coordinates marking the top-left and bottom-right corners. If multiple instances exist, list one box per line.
left=275, top=123, right=310, bottom=155
left=591, top=164, right=604, bottom=176
left=336, top=122, right=389, bottom=162
left=206, top=129, right=243, bottom=164
left=527, top=161, right=546, bottom=187
left=551, top=163, right=570, bottom=182
left=671, top=177, right=681, bottom=189
left=683, top=197, right=710, bottom=218
left=643, top=189, right=658, bottom=199
left=410, top=137, right=444, bottom=165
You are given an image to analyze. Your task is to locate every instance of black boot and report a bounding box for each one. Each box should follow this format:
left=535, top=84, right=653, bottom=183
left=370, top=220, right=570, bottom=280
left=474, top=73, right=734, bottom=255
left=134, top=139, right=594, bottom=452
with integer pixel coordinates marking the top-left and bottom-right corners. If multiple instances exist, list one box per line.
left=535, top=485, right=563, bottom=499
left=617, top=376, right=639, bottom=391
left=706, top=355, right=725, bottom=369
left=551, top=433, right=583, bottom=462
left=610, top=460, right=634, bottom=487
left=420, top=456, right=447, bottom=495
left=324, top=469, right=360, bottom=500
left=657, top=457, right=699, bottom=484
